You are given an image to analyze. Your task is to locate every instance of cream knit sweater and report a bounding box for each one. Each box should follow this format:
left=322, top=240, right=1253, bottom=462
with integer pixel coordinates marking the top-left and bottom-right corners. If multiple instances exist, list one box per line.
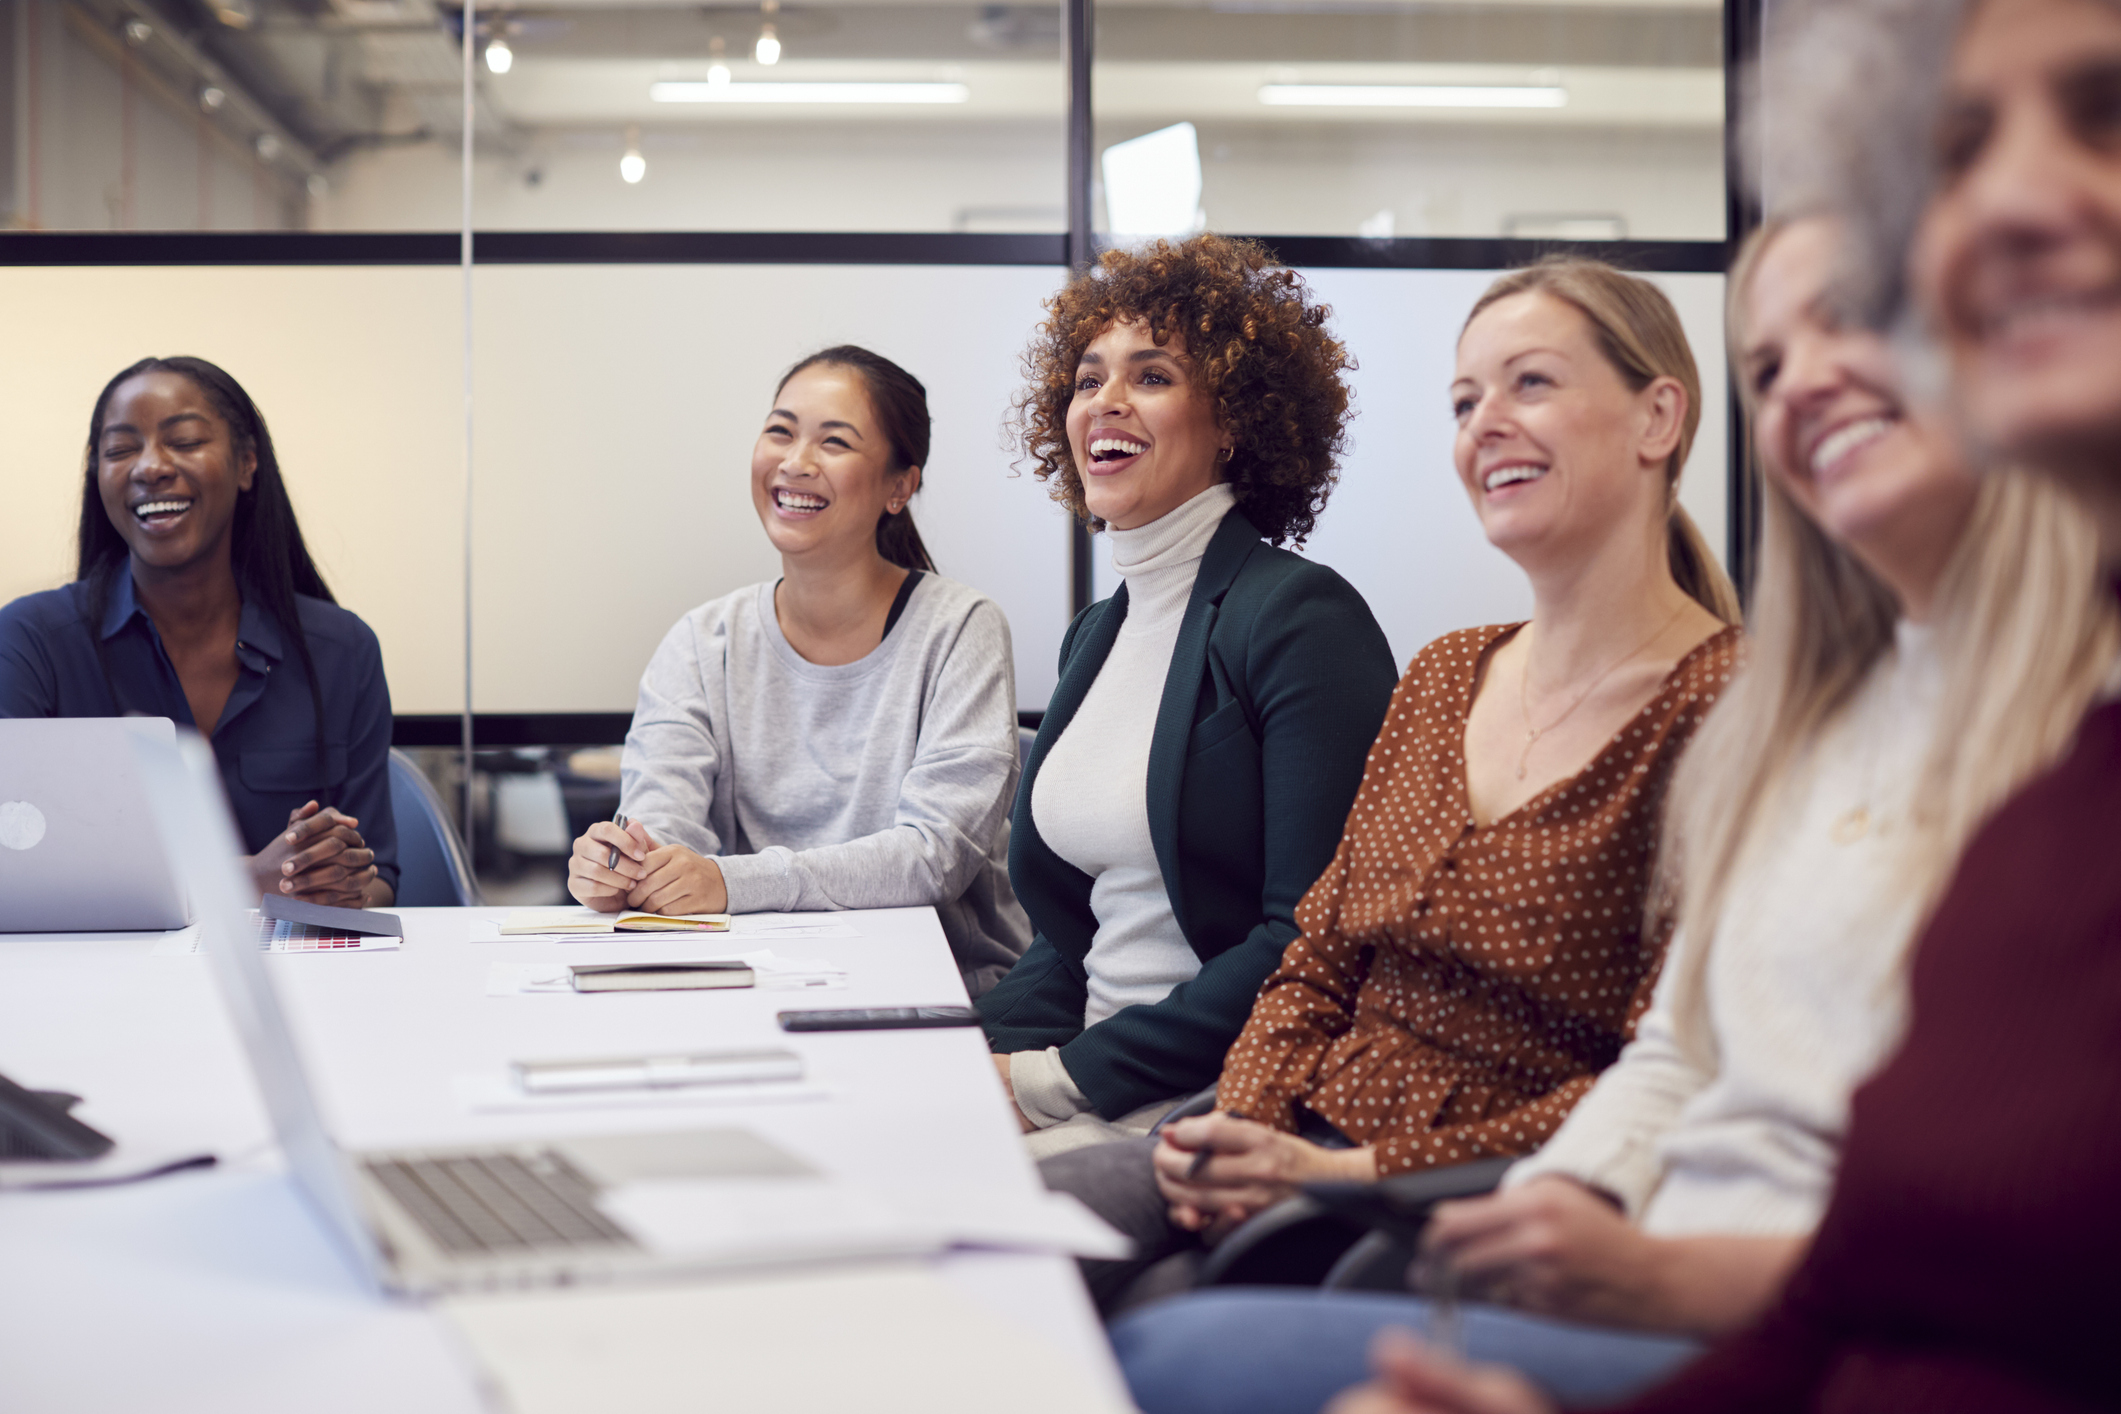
left=1506, top=621, right=1944, bottom=1237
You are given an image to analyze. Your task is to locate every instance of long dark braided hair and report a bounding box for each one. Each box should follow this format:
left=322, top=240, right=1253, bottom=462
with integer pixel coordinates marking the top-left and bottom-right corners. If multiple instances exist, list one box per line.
left=78, top=356, right=338, bottom=802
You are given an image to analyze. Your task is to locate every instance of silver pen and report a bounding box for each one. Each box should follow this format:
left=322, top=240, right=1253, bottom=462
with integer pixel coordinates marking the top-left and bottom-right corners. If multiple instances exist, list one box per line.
left=605, top=812, right=629, bottom=872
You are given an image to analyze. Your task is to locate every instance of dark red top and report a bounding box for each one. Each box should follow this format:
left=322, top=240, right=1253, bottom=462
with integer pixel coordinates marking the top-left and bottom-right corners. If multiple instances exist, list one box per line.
left=1600, top=692, right=2121, bottom=1413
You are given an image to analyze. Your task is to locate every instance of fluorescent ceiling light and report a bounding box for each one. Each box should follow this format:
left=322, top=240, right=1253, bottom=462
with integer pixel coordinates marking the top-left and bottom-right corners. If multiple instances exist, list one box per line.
left=651, top=81, right=969, bottom=104
left=1259, top=83, right=1567, bottom=108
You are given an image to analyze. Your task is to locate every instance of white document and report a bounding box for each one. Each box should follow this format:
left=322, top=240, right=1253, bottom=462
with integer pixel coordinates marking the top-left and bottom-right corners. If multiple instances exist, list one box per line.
left=596, top=1176, right=1128, bottom=1263
left=469, top=915, right=859, bottom=943
left=441, top=1263, right=1136, bottom=1414
left=599, top=1178, right=943, bottom=1266
left=453, top=1072, right=831, bottom=1115
left=483, top=950, right=846, bottom=996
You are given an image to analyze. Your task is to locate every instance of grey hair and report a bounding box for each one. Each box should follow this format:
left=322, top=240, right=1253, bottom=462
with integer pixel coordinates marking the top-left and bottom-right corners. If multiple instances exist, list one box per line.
left=1741, top=0, right=1972, bottom=330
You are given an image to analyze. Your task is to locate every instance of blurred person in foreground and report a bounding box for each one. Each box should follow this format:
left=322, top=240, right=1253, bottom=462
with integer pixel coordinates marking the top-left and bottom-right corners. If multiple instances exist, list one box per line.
left=1324, top=0, right=2121, bottom=1409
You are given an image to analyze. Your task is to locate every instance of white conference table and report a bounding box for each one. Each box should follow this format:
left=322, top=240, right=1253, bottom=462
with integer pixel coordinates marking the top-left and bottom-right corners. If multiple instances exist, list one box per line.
left=0, top=906, right=1135, bottom=1413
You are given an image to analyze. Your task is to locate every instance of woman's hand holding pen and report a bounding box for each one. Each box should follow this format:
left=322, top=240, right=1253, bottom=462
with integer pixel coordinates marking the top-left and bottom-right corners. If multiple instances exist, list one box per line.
left=568, top=819, right=653, bottom=910
left=250, top=801, right=380, bottom=908
left=567, top=819, right=729, bottom=916
left=1153, top=1112, right=1379, bottom=1235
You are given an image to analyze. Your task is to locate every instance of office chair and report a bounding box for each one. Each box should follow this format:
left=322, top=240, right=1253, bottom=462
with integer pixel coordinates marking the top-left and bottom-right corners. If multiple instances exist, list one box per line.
left=387, top=748, right=480, bottom=907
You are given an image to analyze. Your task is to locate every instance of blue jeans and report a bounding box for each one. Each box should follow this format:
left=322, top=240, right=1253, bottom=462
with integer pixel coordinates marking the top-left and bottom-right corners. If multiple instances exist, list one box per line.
left=1111, top=1290, right=1702, bottom=1414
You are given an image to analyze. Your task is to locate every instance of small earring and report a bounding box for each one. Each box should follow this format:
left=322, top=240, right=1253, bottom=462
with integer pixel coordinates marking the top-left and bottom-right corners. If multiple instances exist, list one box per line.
left=1218, top=447, right=1234, bottom=463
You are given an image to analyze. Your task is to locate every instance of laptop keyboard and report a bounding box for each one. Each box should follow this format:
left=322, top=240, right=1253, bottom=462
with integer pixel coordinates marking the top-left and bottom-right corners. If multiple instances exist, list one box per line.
left=364, top=1150, right=636, bottom=1256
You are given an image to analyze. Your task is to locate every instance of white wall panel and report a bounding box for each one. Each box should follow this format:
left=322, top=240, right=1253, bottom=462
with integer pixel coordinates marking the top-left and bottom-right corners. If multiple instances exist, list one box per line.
left=467, top=262, right=1076, bottom=714
left=0, top=260, right=1724, bottom=725
left=0, top=265, right=465, bottom=710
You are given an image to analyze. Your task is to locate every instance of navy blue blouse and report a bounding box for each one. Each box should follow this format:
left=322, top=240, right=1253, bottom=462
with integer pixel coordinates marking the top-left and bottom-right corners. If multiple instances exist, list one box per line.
left=0, top=572, right=399, bottom=894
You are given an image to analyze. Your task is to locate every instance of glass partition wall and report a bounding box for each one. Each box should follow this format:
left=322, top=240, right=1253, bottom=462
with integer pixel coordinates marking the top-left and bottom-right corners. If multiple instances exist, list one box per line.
left=1, top=0, right=1743, bottom=901
left=1092, top=0, right=1724, bottom=242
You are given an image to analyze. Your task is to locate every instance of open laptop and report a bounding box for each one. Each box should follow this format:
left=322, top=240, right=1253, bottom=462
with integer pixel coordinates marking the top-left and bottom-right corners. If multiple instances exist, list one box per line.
left=128, top=729, right=938, bottom=1296
left=0, top=718, right=187, bottom=933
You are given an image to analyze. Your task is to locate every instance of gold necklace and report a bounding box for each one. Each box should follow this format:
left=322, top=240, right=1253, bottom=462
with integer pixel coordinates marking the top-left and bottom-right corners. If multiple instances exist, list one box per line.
left=1516, top=605, right=1690, bottom=782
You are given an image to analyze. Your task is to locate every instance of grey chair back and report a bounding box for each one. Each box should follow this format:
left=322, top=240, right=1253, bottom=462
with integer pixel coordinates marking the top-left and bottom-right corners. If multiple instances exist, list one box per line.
left=386, top=748, right=480, bottom=907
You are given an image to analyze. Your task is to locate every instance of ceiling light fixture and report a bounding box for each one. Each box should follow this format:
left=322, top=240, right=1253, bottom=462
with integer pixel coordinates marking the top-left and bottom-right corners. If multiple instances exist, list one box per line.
left=485, top=36, right=513, bottom=74
left=199, top=85, right=227, bottom=113
left=708, top=35, right=730, bottom=86
left=254, top=133, right=281, bottom=161
left=651, top=80, right=969, bottom=104
left=619, top=125, right=646, bottom=184
left=755, top=0, right=781, bottom=65
left=1257, top=83, right=1567, bottom=109
left=122, top=18, right=152, bottom=45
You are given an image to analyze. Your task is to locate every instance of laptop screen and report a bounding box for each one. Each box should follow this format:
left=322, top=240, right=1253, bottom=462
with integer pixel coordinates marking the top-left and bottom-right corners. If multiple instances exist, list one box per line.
left=129, top=729, right=389, bottom=1292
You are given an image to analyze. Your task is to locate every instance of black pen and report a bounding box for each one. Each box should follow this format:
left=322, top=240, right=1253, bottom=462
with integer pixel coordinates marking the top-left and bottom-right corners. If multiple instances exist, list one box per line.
left=1185, top=1110, right=1221, bottom=1179
left=606, top=812, right=630, bottom=872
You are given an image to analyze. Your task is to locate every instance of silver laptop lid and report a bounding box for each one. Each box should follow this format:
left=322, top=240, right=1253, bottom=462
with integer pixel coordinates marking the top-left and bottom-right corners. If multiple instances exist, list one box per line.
left=129, top=729, right=388, bottom=1293
left=0, top=718, right=187, bottom=932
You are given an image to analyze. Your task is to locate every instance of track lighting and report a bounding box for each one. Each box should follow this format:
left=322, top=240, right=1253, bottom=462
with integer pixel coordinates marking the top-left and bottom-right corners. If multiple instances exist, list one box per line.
left=619, top=125, right=646, bottom=184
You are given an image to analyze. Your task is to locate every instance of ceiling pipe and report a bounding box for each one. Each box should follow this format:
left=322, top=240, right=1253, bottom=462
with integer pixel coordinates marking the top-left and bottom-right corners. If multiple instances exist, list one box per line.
left=97, top=0, right=327, bottom=178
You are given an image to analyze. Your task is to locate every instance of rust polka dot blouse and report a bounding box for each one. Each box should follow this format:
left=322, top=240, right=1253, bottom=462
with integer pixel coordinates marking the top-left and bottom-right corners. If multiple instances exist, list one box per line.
left=1216, top=621, right=1743, bottom=1176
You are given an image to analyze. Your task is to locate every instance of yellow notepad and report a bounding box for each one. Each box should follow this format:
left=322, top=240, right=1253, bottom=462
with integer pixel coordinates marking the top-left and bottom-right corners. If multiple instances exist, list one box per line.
left=500, top=908, right=733, bottom=936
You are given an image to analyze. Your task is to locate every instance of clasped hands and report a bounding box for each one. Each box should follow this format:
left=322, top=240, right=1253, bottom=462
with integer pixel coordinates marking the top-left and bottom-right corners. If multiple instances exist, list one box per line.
left=568, top=818, right=728, bottom=916
left=1151, top=1112, right=1378, bottom=1239
left=249, top=800, right=384, bottom=908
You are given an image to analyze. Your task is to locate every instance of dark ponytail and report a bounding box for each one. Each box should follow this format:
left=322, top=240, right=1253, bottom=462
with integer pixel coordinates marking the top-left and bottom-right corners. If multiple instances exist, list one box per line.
left=775, top=345, right=937, bottom=573
left=77, top=356, right=339, bottom=800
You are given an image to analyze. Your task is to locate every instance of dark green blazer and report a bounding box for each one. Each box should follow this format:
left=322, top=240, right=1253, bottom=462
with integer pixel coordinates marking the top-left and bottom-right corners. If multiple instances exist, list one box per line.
left=979, top=506, right=1398, bottom=1119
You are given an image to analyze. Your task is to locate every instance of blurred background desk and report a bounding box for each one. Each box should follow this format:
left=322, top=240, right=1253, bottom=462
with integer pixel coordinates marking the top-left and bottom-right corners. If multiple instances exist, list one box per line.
left=0, top=907, right=1130, bottom=1414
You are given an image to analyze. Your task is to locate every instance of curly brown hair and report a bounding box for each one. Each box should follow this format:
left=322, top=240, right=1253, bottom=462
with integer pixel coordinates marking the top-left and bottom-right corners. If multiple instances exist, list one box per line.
left=1012, top=234, right=1354, bottom=547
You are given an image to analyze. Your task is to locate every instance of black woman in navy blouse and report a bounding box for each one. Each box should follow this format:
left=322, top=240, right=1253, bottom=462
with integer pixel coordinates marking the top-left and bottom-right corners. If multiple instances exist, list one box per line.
left=0, top=356, right=397, bottom=907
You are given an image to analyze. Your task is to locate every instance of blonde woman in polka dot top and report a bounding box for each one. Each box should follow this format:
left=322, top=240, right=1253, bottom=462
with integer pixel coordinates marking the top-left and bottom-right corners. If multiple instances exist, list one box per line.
left=1042, top=258, right=1742, bottom=1312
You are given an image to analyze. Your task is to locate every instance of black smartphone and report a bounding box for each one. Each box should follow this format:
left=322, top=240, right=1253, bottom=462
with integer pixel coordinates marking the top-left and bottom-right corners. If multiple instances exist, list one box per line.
left=777, top=1006, right=982, bottom=1032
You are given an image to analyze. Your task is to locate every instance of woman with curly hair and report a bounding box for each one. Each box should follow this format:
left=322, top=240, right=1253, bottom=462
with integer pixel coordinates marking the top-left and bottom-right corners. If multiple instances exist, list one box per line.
left=1041, top=256, right=1744, bottom=1315
left=979, top=233, right=1400, bottom=1157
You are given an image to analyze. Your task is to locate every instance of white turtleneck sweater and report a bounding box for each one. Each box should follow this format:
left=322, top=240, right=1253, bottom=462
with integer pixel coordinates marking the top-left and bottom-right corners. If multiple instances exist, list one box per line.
left=1507, top=620, right=1944, bottom=1236
left=1011, top=482, right=1236, bottom=1126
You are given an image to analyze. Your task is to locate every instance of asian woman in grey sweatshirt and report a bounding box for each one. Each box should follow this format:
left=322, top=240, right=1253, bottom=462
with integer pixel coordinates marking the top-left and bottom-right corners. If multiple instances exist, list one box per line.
left=566, top=346, right=1030, bottom=997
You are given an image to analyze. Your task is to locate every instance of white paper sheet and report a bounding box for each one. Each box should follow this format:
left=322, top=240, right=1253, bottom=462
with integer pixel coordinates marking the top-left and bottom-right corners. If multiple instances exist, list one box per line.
left=468, top=916, right=861, bottom=943
left=441, top=1264, right=1136, bottom=1414
left=483, top=950, right=847, bottom=996
left=452, top=1072, right=833, bottom=1114
left=590, top=1176, right=1129, bottom=1263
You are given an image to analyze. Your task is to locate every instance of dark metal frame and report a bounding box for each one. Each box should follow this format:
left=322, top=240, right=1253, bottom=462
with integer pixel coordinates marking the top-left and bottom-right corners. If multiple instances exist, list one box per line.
left=1724, top=0, right=1767, bottom=601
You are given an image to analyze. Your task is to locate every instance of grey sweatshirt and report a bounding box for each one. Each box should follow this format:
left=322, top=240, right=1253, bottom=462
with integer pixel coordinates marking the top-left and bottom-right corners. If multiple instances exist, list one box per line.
left=619, top=573, right=1031, bottom=996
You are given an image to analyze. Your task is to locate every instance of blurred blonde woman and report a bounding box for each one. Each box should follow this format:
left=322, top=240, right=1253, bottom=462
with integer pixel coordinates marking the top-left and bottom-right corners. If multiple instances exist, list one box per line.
left=1110, top=218, right=2117, bottom=1414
